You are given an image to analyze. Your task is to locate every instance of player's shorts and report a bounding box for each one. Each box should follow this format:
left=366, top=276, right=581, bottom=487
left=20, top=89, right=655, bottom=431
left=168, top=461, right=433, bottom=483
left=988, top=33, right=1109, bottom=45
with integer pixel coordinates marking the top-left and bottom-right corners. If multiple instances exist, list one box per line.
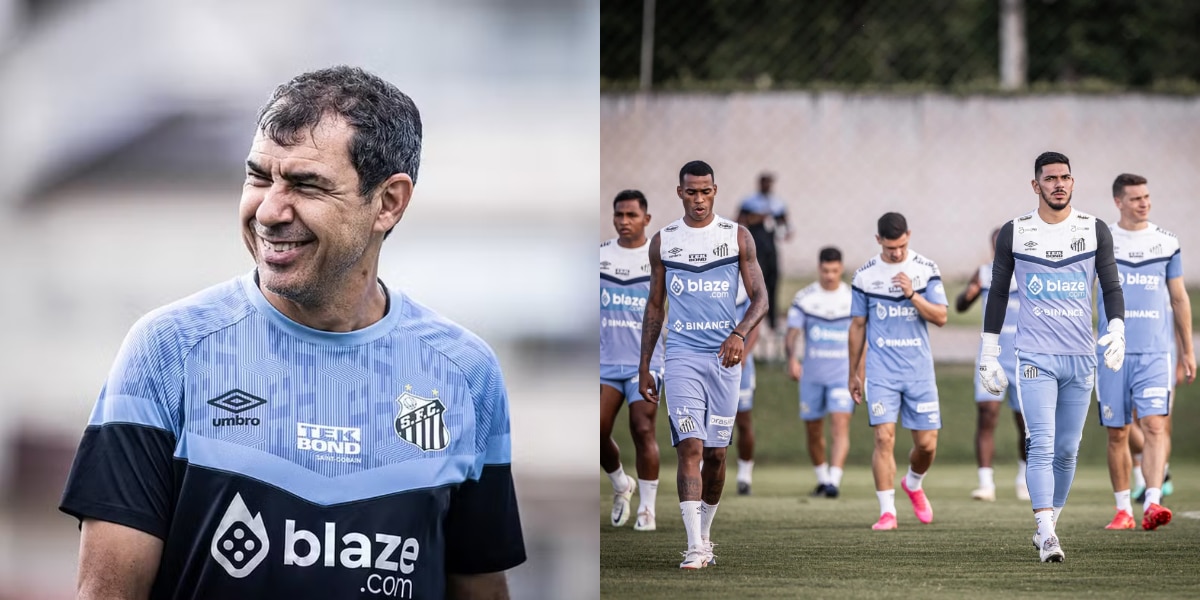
left=600, top=363, right=662, bottom=404
left=799, top=380, right=854, bottom=421
left=738, top=355, right=756, bottom=412
left=973, top=357, right=1021, bottom=411
left=1096, top=352, right=1172, bottom=428
left=664, top=352, right=740, bottom=448
left=864, top=377, right=941, bottom=430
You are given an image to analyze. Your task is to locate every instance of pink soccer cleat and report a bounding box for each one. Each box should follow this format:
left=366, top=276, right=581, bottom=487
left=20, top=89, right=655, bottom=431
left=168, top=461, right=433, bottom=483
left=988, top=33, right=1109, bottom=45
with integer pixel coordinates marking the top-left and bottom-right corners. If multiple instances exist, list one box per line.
left=902, top=480, right=934, bottom=524
left=872, top=512, right=898, bottom=530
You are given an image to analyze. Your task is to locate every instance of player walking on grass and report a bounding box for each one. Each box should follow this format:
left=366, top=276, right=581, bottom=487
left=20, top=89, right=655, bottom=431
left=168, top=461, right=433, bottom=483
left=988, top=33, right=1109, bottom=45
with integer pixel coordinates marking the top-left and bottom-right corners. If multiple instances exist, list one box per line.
left=1097, top=173, right=1193, bottom=531
left=956, top=228, right=1029, bottom=502
left=848, top=213, right=948, bottom=531
left=601, top=190, right=665, bottom=532
left=733, top=278, right=762, bottom=495
left=787, top=247, right=854, bottom=499
left=640, top=160, right=768, bottom=570
left=978, top=152, right=1125, bottom=563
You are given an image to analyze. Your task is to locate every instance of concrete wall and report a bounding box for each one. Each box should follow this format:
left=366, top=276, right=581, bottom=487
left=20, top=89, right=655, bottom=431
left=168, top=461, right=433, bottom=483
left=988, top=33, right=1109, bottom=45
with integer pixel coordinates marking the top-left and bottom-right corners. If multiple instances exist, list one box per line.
left=601, top=92, right=1200, bottom=282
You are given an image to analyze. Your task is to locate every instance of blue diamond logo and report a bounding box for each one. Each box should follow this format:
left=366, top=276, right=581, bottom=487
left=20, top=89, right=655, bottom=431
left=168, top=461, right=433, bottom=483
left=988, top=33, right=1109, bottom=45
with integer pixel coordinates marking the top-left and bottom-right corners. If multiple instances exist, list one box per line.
left=207, top=390, right=268, bottom=414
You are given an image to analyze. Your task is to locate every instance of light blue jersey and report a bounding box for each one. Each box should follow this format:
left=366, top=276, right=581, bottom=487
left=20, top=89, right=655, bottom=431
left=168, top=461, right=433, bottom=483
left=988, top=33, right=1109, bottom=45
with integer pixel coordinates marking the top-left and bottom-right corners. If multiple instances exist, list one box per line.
left=851, top=252, right=948, bottom=382
left=1010, top=209, right=1102, bottom=355
left=787, top=281, right=852, bottom=385
left=1098, top=223, right=1182, bottom=352
left=600, top=237, right=664, bottom=370
left=659, top=217, right=741, bottom=355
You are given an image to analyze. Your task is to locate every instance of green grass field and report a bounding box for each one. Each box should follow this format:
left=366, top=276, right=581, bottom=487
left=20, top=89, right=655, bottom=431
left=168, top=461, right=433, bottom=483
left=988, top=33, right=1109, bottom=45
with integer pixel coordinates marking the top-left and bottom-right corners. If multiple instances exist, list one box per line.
left=601, top=362, right=1200, bottom=598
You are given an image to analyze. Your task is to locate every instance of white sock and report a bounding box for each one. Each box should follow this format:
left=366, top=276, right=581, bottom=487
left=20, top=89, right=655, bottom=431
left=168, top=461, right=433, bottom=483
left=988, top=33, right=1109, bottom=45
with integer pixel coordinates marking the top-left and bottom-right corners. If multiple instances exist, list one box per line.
left=978, top=467, right=995, bottom=489
left=829, top=466, right=844, bottom=487
left=737, top=459, right=754, bottom=484
left=700, top=502, right=719, bottom=540
left=637, top=479, right=658, bottom=516
left=1052, top=506, right=1063, bottom=523
left=1035, top=511, right=1056, bottom=539
left=1114, top=490, right=1132, bottom=515
left=904, top=466, right=926, bottom=491
left=681, top=501, right=702, bottom=548
left=815, top=462, right=831, bottom=485
left=608, top=465, right=629, bottom=493
left=876, top=490, right=896, bottom=516
left=1133, top=464, right=1146, bottom=488
left=1144, top=488, right=1162, bottom=509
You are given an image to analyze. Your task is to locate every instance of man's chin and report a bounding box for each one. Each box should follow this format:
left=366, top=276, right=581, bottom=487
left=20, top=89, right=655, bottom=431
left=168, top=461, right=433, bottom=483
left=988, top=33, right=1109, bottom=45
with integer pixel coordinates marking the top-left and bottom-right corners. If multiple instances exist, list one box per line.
left=1045, top=198, right=1070, bottom=211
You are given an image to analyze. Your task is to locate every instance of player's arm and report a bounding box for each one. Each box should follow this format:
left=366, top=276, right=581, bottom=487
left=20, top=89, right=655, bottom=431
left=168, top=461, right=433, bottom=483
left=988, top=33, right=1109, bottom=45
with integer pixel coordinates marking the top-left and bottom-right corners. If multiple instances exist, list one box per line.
left=447, top=572, right=510, bottom=600
left=906, top=281, right=947, bottom=327
left=982, top=222, right=1015, bottom=335
left=78, top=520, right=162, bottom=600
left=1168, top=275, right=1195, bottom=383
left=955, top=269, right=983, bottom=313
left=639, top=233, right=666, bottom=402
left=743, top=314, right=761, bottom=355
left=729, top=226, right=769, bottom=367
left=785, top=325, right=802, bottom=381
left=847, top=315, right=866, bottom=404
left=1094, top=220, right=1125, bottom=322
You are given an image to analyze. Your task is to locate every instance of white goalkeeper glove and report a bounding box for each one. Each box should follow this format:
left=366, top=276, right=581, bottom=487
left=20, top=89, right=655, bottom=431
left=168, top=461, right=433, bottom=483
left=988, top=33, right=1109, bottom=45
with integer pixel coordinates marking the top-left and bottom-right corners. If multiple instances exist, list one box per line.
left=1098, top=318, right=1126, bottom=372
left=978, top=332, right=1008, bottom=396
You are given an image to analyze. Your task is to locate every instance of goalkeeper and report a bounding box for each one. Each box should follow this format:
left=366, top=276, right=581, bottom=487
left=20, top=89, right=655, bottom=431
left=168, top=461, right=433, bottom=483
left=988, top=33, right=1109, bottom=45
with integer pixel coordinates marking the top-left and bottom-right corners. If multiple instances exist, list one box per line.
left=977, top=151, right=1125, bottom=564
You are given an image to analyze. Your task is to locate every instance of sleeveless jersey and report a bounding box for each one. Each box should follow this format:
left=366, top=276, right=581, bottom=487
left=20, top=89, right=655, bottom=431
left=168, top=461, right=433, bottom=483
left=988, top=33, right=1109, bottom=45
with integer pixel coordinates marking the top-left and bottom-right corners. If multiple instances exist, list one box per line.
left=851, top=251, right=947, bottom=381
left=600, top=238, right=663, bottom=369
left=1098, top=222, right=1183, bottom=353
left=60, top=273, right=525, bottom=599
left=1010, top=209, right=1103, bottom=355
left=979, top=262, right=1020, bottom=367
left=659, top=216, right=741, bottom=354
left=786, top=281, right=852, bottom=385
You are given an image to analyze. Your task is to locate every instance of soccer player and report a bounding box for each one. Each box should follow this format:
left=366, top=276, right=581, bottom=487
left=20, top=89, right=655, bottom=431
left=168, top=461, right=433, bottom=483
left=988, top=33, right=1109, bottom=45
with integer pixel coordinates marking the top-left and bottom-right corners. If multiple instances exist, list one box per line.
left=955, top=228, right=1029, bottom=502
left=601, top=189, right=665, bottom=531
left=59, top=66, right=525, bottom=598
left=978, top=151, right=1125, bottom=563
left=1097, top=173, right=1193, bottom=531
left=848, top=213, right=948, bottom=531
left=738, top=172, right=791, bottom=354
left=640, top=160, right=768, bottom=569
left=786, top=247, right=854, bottom=499
left=733, top=278, right=762, bottom=496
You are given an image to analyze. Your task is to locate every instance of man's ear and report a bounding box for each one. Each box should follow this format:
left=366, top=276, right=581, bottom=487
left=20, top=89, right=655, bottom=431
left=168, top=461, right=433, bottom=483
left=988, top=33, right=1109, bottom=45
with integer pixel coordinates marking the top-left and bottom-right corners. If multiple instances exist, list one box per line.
left=376, top=173, right=414, bottom=235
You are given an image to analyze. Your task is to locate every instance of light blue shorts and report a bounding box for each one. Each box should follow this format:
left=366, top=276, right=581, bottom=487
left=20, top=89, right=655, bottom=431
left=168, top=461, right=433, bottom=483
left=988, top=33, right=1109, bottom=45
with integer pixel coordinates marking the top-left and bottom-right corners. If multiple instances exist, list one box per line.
left=664, top=352, right=740, bottom=448
left=799, top=380, right=854, bottom=421
left=738, top=355, right=756, bottom=412
left=1096, top=352, right=1171, bottom=427
left=600, top=364, right=662, bottom=404
left=864, top=377, right=941, bottom=430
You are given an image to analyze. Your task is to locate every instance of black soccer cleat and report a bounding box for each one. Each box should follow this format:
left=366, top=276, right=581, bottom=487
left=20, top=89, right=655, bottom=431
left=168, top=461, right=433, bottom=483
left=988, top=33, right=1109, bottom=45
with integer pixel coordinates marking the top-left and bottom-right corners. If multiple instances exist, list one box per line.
left=824, top=484, right=840, bottom=498
left=810, top=483, right=831, bottom=497
left=737, top=481, right=751, bottom=496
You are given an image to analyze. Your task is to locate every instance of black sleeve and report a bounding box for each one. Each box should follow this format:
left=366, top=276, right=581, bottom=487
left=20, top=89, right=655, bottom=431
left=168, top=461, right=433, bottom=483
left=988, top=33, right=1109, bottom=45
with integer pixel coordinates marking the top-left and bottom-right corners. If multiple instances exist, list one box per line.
left=983, top=221, right=1015, bottom=335
left=445, top=464, right=526, bottom=574
left=59, top=423, right=178, bottom=539
left=1095, top=219, right=1125, bottom=322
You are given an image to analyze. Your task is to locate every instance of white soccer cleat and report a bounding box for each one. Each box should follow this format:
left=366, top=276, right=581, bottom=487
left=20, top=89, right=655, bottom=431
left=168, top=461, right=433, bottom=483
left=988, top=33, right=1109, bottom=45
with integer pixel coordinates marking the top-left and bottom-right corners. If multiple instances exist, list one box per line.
left=703, top=539, right=717, bottom=565
left=679, top=544, right=711, bottom=570
left=610, top=476, right=637, bottom=527
left=1033, top=533, right=1065, bottom=563
left=633, top=508, right=656, bottom=531
left=971, top=487, right=996, bottom=502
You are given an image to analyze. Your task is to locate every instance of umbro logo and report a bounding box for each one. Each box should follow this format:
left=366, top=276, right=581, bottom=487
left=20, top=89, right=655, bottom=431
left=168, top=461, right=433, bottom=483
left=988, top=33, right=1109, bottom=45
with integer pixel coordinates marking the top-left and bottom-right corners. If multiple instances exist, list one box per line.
left=208, top=390, right=268, bottom=427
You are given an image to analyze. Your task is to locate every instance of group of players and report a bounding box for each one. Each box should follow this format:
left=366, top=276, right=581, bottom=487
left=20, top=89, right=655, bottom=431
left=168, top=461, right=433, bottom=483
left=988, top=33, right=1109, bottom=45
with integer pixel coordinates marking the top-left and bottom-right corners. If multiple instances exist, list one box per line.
left=600, top=152, right=1191, bottom=567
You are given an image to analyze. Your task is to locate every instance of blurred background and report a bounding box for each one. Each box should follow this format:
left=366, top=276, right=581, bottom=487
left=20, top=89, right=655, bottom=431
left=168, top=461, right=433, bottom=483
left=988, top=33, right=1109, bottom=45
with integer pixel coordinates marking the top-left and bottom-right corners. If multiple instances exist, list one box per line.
left=0, top=1, right=598, bottom=598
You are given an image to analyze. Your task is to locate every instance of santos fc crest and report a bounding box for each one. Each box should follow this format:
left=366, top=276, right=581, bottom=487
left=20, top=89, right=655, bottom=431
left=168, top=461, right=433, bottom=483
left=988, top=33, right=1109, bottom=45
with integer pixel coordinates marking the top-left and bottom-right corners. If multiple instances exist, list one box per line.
left=395, top=386, right=450, bottom=451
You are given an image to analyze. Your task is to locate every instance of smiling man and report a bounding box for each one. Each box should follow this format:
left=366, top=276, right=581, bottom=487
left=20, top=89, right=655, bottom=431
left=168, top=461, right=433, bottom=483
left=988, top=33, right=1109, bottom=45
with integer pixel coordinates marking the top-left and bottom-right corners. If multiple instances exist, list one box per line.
left=59, top=66, right=525, bottom=599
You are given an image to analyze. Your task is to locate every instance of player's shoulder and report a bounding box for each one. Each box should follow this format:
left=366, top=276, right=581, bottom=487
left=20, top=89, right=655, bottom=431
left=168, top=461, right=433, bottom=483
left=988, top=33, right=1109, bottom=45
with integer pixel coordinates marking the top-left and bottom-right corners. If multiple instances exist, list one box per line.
left=1147, top=222, right=1181, bottom=246
left=396, top=294, right=504, bottom=389
left=793, top=281, right=820, bottom=302
left=716, top=215, right=738, bottom=231
left=908, top=251, right=941, bottom=275
left=130, top=275, right=256, bottom=353
left=853, top=256, right=879, bottom=278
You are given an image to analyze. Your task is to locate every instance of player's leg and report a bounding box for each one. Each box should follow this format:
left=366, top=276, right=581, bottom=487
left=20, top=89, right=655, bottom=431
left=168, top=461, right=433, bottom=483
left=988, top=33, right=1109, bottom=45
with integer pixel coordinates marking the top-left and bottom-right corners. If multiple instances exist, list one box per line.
left=735, top=358, right=756, bottom=494
left=1011, top=388, right=1030, bottom=500
left=800, top=380, right=831, bottom=496
left=627, top=376, right=660, bottom=531
left=1133, top=353, right=1173, bottom=529
left=1096, top=359, right=1134, bottom=529
left=973, top=400, right=1002, bottom=501
left=601, top=382, right=635, bottom=527
left=1128, top=411, right=1146, bottom=500
left=697, top=357, right=740, bottom=565
left=898, top=378, right=939, bottom=524
left=1048, top=355, right=1095, bottom=525
left=866, top=380, right=902, bottom=529
left=825, top=386, right=853, bottom=498
left=1015, top=353, right=1063, bottom=561
left=664, top=355, right=713, bottom=567
left=761, top=251, right=779, bottom=333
